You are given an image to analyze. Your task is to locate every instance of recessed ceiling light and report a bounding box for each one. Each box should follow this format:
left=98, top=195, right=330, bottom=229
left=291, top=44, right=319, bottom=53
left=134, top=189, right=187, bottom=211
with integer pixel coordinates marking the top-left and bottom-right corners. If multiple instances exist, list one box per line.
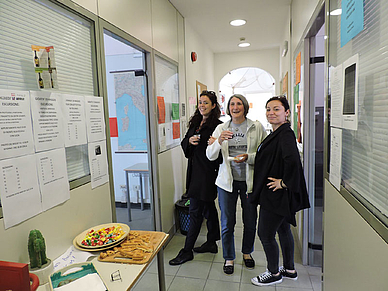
left=238, top=42, right=251, bottom=48
left=330, top=9, right=342, bottom=15
left=238, top=37, right=250, bottom=48
left=230, top=19, right=246, bottom=26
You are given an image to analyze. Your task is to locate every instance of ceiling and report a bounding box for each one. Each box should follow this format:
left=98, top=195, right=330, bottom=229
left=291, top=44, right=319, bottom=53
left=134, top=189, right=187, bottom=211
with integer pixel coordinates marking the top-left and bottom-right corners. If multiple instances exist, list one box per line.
left=169, top=0, right=291, bottom=53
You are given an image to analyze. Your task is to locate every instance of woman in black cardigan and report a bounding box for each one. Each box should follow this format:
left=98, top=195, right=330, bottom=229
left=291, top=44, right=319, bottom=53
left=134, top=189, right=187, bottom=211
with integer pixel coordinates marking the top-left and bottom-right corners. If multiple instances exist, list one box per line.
left=250, top=96, right=310, bottom=287
left=169, top=90, right=222, bottom=265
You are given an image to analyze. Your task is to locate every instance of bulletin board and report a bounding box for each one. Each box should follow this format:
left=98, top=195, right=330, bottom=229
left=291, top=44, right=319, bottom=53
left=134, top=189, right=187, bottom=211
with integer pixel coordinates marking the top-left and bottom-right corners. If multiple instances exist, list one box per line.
left=155, top=55, right=180, bottom=152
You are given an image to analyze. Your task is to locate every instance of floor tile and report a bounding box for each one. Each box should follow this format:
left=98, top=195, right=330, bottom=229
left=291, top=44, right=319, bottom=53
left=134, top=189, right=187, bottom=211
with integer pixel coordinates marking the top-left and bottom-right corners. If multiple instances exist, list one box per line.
left=168, top=276, right=206, bottom=291
left=204, top=279, right=240, bottom=291
left=176, top=260, right=212, bottom=279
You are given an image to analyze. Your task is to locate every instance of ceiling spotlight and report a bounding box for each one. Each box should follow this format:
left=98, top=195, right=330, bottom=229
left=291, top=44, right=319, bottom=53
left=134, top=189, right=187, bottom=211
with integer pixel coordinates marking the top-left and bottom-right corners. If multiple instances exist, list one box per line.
left=238, top=37, right=250, bottom=48
left=230, top=19, right=246, bottom=26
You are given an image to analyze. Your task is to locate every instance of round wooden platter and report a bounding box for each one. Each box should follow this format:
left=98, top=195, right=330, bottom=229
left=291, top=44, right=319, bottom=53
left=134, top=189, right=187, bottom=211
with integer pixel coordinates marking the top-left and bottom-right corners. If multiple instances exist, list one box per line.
left=74, top=223, right=130, bottom=250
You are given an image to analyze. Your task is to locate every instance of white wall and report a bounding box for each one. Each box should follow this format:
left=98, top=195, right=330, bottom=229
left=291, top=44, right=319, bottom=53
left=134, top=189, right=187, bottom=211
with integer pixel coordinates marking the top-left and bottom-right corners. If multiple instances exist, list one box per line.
left=184, top=22, right=216, bottom=118
left=291, top=0, right=321, bottom=55
left=323, top=181, right=388, bottom=291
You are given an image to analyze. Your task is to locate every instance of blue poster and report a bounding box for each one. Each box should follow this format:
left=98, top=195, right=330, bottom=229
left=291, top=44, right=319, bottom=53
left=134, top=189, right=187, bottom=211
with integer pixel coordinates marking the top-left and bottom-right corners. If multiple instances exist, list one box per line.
left=341, top=0, right=364, bottom=47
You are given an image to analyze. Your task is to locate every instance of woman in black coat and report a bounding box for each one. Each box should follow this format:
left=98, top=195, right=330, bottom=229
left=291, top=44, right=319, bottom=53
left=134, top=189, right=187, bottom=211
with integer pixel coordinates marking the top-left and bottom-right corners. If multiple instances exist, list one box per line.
left=169, top=90, right=222, bottom=265
left=250, top=96, right=310, bottom=287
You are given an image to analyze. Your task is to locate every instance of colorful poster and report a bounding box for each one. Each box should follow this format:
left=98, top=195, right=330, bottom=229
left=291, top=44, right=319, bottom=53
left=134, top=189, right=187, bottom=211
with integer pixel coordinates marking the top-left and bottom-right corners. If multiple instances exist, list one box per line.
left=31, top=45, right=58, bottom=89
left=172, top=103, right=179, bottom=120
left=341, top=0, right=364, bottom=47
left=109, top=117, right=118, bottom=137
left=295, top=52, right=301, bottom=85
left=157, top=96, right=166, bottom=124
left=172, top=122, right=180, bottom=139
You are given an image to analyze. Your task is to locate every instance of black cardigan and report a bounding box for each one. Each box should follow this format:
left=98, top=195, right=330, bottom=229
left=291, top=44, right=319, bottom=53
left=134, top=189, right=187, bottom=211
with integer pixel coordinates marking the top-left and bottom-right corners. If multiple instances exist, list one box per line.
left=181, top=120, right=222, bottom=202
left=250, top=123, right=310, bottom=226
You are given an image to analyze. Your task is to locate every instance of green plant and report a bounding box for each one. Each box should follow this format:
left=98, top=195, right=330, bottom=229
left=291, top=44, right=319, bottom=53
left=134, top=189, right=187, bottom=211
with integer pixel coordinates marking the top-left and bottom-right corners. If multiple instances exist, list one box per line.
left=28, top=229, right=48, bottom=269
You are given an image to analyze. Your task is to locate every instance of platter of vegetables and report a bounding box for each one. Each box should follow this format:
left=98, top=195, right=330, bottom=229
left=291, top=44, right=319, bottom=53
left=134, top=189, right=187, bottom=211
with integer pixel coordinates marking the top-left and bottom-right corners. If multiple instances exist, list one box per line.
left=75, top=223, right=130, bottom=249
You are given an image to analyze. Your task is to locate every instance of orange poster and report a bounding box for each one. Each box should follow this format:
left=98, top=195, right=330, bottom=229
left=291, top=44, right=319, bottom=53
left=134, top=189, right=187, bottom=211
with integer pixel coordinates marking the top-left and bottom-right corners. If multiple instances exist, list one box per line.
left=172, top=122, right=180, bottom=139
left=157, top=96, right=166, bottom=124
left=296, top=52, right=301, bottom=85
left=109, top=117, right=118, bottom=137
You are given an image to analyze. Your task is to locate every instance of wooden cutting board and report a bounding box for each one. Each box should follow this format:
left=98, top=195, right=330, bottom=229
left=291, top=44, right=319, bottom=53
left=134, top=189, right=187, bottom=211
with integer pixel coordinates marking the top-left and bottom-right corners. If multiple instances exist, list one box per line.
left=97, top=230, right=166, bottom=264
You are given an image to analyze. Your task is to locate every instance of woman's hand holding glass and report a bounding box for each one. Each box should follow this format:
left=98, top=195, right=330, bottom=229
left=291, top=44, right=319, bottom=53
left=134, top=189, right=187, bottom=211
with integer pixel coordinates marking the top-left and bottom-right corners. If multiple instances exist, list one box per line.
left=189, top=134, right=201, bottom=145
left=218, top=129, right=233, bottom=145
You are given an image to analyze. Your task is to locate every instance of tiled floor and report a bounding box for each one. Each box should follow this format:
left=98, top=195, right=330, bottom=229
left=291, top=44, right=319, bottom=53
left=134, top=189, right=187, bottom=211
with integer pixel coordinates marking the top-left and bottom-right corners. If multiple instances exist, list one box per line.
left=133, top=205, right=322, bottom=291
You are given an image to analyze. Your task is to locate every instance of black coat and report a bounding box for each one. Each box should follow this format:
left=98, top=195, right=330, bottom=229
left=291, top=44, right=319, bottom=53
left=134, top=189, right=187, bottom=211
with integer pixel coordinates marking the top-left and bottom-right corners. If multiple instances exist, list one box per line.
left=181, top=120, right=222, bottom=201
left=250, top=123, right=310, bottom=226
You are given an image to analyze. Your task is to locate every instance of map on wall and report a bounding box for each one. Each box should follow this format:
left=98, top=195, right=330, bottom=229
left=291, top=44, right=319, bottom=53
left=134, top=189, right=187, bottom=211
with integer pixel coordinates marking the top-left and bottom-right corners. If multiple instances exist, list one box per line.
left=114, top=72, right=147, bottom=151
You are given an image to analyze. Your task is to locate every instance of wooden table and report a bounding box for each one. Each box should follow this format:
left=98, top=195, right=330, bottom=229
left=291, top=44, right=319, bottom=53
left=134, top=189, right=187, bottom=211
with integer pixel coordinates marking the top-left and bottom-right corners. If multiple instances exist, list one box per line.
left=38, top=232, right=169, bottom=291
left=124, top=163, right=149, bottom=221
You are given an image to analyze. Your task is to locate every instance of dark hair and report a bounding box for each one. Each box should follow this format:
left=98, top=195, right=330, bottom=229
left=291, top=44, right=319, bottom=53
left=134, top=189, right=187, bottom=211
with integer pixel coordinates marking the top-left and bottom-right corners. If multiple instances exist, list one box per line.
left=226, top=94, right=249, bottom=117
left=188, top=90, right=221, bottom=129
left=266, top=95, right=291, bottom=121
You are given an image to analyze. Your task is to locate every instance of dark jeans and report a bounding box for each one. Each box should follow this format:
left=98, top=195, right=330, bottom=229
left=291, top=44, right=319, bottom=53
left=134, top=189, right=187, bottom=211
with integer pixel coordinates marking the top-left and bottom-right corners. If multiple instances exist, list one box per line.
left=183, top=197, right=220, bottom=251
left=218, top=181, right=258, bottom=260
left=258, top=207, right=295, bottom=274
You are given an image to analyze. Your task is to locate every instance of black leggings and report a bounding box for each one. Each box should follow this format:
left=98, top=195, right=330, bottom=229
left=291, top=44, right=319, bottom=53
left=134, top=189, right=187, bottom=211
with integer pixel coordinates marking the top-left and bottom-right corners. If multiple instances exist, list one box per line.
left=183, top=197, right=220, bottom=251
left=258, top=207, right=295, bottom=274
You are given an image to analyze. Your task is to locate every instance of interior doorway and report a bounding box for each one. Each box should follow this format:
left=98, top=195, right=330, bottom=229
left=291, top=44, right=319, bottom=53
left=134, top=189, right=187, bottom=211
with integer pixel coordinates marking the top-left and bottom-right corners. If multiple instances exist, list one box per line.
left=103, top=29, right=154, bottom=231
left=305, top=8, right=325, bottom=267
left=218, top=67, right=275, bottom=130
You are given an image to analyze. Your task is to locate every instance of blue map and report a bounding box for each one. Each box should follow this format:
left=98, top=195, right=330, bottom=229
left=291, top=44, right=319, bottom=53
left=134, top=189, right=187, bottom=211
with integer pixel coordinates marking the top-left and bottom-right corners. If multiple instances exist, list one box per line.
left=114, top=73, right=147, bottom=151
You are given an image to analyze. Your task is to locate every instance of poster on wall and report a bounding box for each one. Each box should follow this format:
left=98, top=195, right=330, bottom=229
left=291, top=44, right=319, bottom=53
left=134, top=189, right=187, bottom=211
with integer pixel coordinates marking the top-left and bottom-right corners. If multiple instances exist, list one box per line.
left=340, top=0, right=364, bottom=47
left=329, top=127, right=342, bottom=190
left=341, top=54, right=359, bottom=130
left=196, top=81, right=207, bottom=103
left=0, top=89, right=35, bottom=160
left=88, top=140, right=109, bottom=189
left=30, top=91, right=65, bottom=152
left=84, top=96, right=106, bottom=143
left=295, top=52, right=301, bottom=85
left=282, top=72, right=288, bottom=97
left=329, top=64, right=343, bottom=128
left=31, top=45, right=58, bottom=89
left=61, top=94, right=87, bottom=147
left=0, top=154, right=42, bottom=229
left=157, top=96, right=166, bottom=124
left=36, top=148, right=70, bottom=211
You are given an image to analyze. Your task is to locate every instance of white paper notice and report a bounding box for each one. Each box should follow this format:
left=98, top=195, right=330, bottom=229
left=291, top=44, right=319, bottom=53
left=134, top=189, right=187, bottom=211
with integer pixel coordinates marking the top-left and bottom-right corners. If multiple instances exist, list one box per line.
left=36, top=148, right=70, bottom=211
left=30, top=91, right=65, bottom=152
left=342, top=54, right=359, bottom=130
left=88, top=140, right=109, bottom=189
left=0, top=155, right=42, bottom=229
left=329, top=127, right=342, bottom=190
left=53, top=245, right=94, bottom=271
left=61, top=94, right=87, bottom=147
left=159, top=124, right=166, bottom=152
left=84, top=96, right=106, bottom=143
left=329, top=64, right=343, bottom=128
left=0, top=89, right=35, bottom=160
